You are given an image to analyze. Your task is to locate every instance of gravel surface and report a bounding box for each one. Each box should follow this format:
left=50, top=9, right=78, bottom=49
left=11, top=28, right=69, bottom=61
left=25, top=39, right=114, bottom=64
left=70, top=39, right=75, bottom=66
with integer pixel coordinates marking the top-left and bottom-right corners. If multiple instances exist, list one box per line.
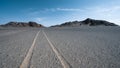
left=45, top=26, right=120, bottom=68
left=0, top=26, right=120, bottom=68
left=0, top=29, right=38, bottom=68
left=30, top=30, right=62, bottom=68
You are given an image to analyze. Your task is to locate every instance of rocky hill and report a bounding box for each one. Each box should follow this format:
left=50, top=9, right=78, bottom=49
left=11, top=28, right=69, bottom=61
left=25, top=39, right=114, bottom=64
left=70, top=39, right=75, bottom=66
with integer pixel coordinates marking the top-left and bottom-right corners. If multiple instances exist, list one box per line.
left=1, top=21, right=44, bottom=27
left=51, top=18, right=118, bottom=27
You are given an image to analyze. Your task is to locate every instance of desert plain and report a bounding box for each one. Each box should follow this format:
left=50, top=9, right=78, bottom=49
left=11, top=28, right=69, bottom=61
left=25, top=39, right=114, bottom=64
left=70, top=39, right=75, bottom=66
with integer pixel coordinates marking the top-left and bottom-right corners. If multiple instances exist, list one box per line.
left=0, top=26, right=120, bottom=68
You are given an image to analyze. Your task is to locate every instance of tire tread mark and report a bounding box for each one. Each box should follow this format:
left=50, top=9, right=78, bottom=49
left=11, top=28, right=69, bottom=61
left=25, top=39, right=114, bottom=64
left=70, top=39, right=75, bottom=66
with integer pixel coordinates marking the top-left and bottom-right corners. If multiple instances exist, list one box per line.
left=43, top=30, right=71, bottom=68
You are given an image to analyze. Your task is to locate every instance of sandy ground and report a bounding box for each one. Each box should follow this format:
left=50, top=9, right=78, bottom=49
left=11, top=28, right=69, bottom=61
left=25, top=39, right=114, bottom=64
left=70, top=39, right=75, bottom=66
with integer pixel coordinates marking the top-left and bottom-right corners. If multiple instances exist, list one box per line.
left=0, top=28, right=38, bottom=68
left=0, top=26, right=120, bottom=68
left=45, top=26, right=120, bottom=68
left=30, top=30, right=62, bottom=68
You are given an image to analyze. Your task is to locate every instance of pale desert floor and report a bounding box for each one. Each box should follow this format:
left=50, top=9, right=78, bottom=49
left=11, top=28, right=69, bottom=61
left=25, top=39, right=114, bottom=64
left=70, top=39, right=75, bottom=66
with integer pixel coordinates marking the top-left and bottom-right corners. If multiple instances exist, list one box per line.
left=0, top=26, right=120, bottom=68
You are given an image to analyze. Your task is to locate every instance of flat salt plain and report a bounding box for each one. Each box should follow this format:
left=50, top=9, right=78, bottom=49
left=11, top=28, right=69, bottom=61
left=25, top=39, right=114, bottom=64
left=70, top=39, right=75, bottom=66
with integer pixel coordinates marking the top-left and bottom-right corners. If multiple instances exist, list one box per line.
left=45, top=26, right=120, bottom=68
left=0, top=27, right=39, bottom=68
left=30, top=30, right=62, bottom=68
left=0, top=26, right=120, bottom=68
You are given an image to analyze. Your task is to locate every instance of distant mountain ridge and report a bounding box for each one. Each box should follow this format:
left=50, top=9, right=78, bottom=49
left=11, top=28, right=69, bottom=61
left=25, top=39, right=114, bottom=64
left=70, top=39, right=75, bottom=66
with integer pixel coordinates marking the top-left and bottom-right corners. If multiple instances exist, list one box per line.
left=51, top=18, right=118, bottom=27
left=0, top=18, right=118, bottom=27
left=1, top=21, right=44, bottom=27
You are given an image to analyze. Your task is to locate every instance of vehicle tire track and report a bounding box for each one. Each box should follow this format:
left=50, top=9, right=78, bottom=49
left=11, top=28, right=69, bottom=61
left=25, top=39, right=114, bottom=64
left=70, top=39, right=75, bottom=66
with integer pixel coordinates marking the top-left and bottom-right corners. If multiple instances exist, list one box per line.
left=43, top=30, right=71, bottom=68
left=20, top=31, right=40, bottom=68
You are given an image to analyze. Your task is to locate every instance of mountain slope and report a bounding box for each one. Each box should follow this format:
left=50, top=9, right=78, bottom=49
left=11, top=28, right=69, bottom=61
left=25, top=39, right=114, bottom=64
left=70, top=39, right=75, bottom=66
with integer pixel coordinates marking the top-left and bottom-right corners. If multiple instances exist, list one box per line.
left=51, top=18, right=118, bottom=27
left=1, top=21, right=44, bottom=27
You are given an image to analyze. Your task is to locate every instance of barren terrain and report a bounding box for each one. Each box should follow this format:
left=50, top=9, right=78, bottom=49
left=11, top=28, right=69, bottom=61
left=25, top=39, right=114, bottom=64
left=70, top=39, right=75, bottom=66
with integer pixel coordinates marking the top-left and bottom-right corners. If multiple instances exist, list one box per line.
left=0, top=26, right=120, bottom=68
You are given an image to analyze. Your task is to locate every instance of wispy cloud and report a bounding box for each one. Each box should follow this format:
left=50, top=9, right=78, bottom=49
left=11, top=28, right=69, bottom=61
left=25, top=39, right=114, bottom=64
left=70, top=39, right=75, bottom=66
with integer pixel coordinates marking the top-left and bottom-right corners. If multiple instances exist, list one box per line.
left=23, top=6, right=120, bottom=25
left=25, top=8, right=84, bottom=16
left=34, top=17, right=43, bottom=22
left=26, top=6, right=120, bottom=14
left=56, top=8, right=83, bottom=11
left=35, top=8, right=84, bottom=12
left=79, top=6, right=120, bottom=25
left=86, top=6, right=120, bottom=14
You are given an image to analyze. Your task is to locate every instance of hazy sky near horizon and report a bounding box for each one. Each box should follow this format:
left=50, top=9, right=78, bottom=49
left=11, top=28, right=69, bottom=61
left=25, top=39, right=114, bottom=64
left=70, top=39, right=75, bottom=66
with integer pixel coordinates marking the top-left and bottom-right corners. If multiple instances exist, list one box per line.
left=0, top=0, right=120, bottom=26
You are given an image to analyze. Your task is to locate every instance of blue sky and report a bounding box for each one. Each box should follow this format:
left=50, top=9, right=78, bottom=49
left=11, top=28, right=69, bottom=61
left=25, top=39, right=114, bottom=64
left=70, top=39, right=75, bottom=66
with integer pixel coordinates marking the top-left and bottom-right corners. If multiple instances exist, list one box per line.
left=0, top=0, right=120, bottom=26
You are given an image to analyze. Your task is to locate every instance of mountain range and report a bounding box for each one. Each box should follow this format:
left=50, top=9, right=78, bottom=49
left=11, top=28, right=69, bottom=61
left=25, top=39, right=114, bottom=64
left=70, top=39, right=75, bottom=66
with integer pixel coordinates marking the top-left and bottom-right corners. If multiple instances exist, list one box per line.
left=51, top=18, right=118, bottom=27
left=0, top=21, right=43, bottom=27
left=0, top=18, right=118, bottom=27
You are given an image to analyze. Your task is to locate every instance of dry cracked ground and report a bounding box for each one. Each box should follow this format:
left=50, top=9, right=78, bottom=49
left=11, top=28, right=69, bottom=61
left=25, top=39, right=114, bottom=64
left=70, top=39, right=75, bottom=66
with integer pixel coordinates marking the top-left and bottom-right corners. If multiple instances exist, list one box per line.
left=0, top=26, right=120, bottom=68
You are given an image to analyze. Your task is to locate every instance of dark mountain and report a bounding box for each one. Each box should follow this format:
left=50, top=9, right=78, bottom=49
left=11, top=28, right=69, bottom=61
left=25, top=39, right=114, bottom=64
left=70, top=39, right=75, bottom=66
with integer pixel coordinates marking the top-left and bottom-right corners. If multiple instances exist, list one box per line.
left=51, top=18, right=118, bottom=27
left=1, top=21, right=44, bottom=27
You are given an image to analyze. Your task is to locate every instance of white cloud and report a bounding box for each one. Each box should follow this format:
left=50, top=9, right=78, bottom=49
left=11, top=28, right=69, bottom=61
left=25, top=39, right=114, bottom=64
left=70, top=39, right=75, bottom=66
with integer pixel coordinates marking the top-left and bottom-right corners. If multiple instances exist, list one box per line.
left=38, top=8, right=84, bottom=12
left=44, top=8, right=56, bottom=12
left=34, top=17, right=43, bottom=22
left=57, top=6, right=120, bottom=25
left=24, top=6, right=120, bottom=26
left=56, top=8, right=83, bottom=11
left=87, top=6, right=120, bottom=14
left=29, top=11, right=40, bottom=16
left=84, top=6, right=120, bottom=25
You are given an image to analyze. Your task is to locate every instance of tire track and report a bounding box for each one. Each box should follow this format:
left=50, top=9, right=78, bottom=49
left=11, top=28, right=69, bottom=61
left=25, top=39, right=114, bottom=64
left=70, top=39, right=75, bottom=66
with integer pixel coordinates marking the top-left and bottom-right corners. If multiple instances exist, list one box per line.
left=43, top=30, right=71, bottom=68
left=20, top=31, right=40, bottom=68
